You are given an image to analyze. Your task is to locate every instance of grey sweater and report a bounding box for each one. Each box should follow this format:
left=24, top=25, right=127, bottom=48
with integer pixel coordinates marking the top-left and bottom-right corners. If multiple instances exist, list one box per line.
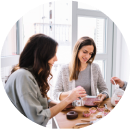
left=4, top=69, right=51, bottom=127
left=75, top=63, right=91, bottom=95
left=53, top=63, right=109, bottom=102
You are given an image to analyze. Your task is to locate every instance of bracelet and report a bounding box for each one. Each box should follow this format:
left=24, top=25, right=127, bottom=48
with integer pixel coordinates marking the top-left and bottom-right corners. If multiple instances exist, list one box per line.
left=101, top=92, right=108, bottom=99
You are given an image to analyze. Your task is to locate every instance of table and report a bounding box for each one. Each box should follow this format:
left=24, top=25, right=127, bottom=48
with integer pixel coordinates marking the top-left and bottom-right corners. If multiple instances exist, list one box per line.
left=52, top=98, right=114, bottom=129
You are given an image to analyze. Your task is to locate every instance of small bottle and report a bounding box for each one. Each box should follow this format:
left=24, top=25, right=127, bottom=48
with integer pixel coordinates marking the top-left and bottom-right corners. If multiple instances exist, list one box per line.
left=72, top=97, right=87, bottom=107
left=72, top=86, right=87, bottom=107
left=111, top=88, right=124, bottom=106
left=72, top=85, right=99, bottom=107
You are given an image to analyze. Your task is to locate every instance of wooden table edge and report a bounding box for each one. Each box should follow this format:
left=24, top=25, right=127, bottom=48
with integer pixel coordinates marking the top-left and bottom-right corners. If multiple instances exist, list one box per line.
left=52, top=116, right=60, bottom=129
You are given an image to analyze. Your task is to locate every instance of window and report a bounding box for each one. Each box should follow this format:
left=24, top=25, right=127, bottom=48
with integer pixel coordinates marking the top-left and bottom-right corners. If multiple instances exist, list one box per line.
left=1, top=24, right=17, bottom=56
left=78, top=17, right=106, bottom=54
left=1, top=23, right=20, bottom=84
left=1, top=66, right=13, bottom=85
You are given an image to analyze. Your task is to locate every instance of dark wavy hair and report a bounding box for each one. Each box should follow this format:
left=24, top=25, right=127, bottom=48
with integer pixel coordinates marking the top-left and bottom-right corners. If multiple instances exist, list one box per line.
left=6, top=33, right=58, bottom=98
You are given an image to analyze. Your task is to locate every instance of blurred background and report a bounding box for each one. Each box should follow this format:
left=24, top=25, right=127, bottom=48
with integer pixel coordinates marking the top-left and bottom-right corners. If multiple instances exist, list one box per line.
left=1, top=1, right=130, bottom=127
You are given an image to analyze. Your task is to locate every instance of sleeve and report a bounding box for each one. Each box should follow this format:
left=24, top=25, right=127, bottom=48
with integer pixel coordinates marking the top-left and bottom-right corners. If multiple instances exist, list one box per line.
left=53, top=67, right=64, bottom=102
left=17, top=74, right=51, bottom=127
left=119, top=81, right=127, bottom=90
left=47, top=96, right=52, bottom=105
left=47, top=99, right=52, bottom=105
left=96, top=65, right=109, bottom=99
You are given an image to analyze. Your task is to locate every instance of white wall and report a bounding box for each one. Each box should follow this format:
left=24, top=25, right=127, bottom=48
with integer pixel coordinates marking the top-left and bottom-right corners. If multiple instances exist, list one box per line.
left=120, top=36, right=130, bottom=82
left=114, top=27, right=122, bottom=78
left=112, top=25, right=130, bottom=91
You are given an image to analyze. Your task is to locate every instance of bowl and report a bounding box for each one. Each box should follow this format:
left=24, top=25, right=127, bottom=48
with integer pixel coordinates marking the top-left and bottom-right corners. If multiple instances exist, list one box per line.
left=83, top=110, right=91, bottom=117
left=84, top=96, right=100, bottom=106
left=103, top=109, right=110, bottom=116
left=89, top=107, right=97, bottom=113
left=97, top=105, right=105, bottom=112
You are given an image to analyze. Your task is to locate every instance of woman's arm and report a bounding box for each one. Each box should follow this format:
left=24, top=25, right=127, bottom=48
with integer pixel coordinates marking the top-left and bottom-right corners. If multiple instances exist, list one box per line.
left=53, top=66, right=64, bottom=101
left=48, top=98, right=74, bottom=110
left=50, top=87, right=87, bottom=119
left=97, top=65, right=109, bottom=99
left=59, top=91, right=71, bottom=100
left=53, top=65, right=71, bottom=101
left=48, top=100, right=58, bottom=108
left=93, top=65, right=108, bottom=105
left=49, top=96, right=71, bottom=118
left=110, top=77, right=127, bottom=90
left=120, top=81, right=128, bottom=91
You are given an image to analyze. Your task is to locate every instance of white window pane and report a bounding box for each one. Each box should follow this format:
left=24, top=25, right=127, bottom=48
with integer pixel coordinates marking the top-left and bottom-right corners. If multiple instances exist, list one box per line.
left=78, top=2, right=98, bottom=10
left=78, top=17, right=106, bottom=54
left=1, top=66, right=12, bottom=86
left=1, top=25, right=17, bottom=56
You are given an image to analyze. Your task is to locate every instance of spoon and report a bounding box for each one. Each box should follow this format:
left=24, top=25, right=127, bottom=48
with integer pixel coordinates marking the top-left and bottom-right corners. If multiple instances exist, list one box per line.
left=77, top=86, right=82, bottom=100
left=75, top=119, right=101, bottom=126
left=112, top=79, right=116, bottom=85
left=111, top=78, right=119, bottom=89
left=104, top=104, right=108, bottom=110
left=75, top=121, right=93, bottom=126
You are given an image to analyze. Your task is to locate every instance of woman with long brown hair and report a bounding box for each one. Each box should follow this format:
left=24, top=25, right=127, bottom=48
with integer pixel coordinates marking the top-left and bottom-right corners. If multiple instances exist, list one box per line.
left=53, top=36, right=109, bottom=105
left=4, top=34, right=86, bottom=126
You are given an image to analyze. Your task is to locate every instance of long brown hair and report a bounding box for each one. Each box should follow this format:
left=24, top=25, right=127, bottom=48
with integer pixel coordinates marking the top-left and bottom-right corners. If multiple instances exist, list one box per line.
left=69, top=36, right=96, bottom=81
left=6, top=33, right=58, bottom=98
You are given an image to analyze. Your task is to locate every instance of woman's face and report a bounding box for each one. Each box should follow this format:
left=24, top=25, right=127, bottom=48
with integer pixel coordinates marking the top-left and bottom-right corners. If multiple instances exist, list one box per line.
left=48, top=46, right=58, bottom=68
left=78, top=45, right=94, bottom=64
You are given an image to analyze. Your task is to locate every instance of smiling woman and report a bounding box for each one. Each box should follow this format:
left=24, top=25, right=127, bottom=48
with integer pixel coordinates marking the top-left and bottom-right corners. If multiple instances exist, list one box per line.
left=4, top=34, right=58, bottom=125
left=4, top=33, right=87, bottom=127
left=71, top=37, right=96, bottom=75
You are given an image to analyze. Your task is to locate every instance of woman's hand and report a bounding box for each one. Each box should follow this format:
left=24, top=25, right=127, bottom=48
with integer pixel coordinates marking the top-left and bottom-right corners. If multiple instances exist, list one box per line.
left=48, top=101, right=58, bottom=108
left=93, top=93, right=106, bottom=105
left=110, top=77, right=124, bottom=87
left=67, top=86, right=87, bottom=103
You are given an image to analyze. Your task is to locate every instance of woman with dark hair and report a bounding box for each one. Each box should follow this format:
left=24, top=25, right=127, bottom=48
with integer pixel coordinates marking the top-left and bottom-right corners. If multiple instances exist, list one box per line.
left=4, top=34, right=86, bottom=126
left=53, top=36, right=109, bottom=105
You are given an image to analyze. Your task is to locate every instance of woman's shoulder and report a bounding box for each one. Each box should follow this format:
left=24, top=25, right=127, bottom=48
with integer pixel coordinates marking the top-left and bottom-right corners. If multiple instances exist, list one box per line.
left=16, top=68, right=32, bottom=75
left=91, top=62, right=99, bottom=67
left=12, top=68, right=35, bottom=80
left=91, top=63, right=100, bottom=70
